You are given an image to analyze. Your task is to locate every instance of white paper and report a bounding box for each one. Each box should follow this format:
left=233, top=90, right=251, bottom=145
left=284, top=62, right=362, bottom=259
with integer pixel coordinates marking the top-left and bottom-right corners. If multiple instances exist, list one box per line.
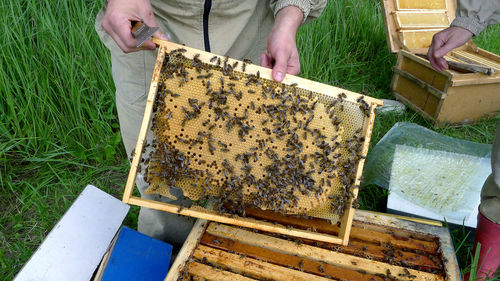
left=14, top=185, right=130, bottom=281
left=388, top=145, right=488, bottom=223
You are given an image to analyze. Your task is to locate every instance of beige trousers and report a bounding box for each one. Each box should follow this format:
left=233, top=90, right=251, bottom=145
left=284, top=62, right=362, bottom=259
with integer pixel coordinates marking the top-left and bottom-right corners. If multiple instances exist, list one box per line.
left=480, top=122, right=500, bottom=224
left=95, top=13, right=195, bottom=249
left=94, top=1, right=272, bottom=248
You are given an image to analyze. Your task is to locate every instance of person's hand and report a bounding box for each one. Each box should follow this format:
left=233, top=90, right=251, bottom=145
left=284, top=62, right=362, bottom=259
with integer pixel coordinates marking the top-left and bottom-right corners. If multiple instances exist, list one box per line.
left=427, top=26, right=473, bottom=71
left=261, top=6, right=303, bottom=82
left=102, top=0, right=168, bottom=53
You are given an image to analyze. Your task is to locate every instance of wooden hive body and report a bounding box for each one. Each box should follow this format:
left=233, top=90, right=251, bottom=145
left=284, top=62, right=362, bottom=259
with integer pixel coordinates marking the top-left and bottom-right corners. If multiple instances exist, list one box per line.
left=123, top=40, right=383, bottom=245
left=381, top=0, right=500, bottom=126
left=165, top=210, right=461, bottom=281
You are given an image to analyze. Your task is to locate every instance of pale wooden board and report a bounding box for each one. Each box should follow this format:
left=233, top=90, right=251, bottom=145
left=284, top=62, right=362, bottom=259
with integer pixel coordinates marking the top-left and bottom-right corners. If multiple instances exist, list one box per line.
left=200, top=232, right=395, bottom=280
left=165, top=219, right=209, bottom=281
left=128, top=196, right=343, bottom=244
left=436, top=82, right=500, bottom=123
left=394, top=11, right=450, bottom=29
left=15, top=185, right=129, bottom=281
left=338, top=105, right=376, bottom=244
left=392, top=67, right=446, bottom=99
left=193, top=245, right=333, bottom=281
left=123, top=44, right=167, bottom=202
left=452, top=50, right=500, bottom=71
left=206, top=223, right=444, bottom=281
left=400, top=29, right=442, bottom=50
left=355, top=210, right=460, bottom=281
left=187, top=262, right=256, bottom=281
left=396, top=0, right=447, bottom=10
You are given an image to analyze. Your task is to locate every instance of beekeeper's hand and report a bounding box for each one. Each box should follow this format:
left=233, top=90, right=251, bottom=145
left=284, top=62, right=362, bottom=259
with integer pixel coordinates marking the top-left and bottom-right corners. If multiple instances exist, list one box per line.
left=102, top=0, right=169, bottom=53
left=261, top=6, right=304, bottom=82
left=427, top=26, right=473, bottom=71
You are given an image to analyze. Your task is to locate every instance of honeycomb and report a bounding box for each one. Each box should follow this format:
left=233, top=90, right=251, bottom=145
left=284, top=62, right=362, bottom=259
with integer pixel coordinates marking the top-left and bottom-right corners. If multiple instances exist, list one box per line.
left=143, top=47, right=373, bottom=223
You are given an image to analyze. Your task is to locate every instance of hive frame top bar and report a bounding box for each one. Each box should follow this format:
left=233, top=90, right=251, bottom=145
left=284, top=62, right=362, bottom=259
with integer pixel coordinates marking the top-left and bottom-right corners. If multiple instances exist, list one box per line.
left=123, top=39, right=383, bottom=245
left=153, top=38, right=383, bottom=107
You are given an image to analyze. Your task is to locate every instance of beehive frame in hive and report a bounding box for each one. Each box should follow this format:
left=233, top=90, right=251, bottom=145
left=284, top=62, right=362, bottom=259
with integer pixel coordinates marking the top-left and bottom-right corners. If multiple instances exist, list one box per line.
left=123, top=39, right=383, bottom=245
left=165, top=210, right=461, bottom=281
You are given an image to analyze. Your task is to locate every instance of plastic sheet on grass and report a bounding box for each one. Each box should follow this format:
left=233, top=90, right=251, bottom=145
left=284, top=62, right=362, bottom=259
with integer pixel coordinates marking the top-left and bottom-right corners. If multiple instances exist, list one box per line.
left=363, top=122, right=492, bottom=221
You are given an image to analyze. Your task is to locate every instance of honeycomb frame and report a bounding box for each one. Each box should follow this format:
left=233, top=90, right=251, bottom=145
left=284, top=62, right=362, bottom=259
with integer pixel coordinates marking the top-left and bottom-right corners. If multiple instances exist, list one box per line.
left=123, top=40, right=383, bottom=245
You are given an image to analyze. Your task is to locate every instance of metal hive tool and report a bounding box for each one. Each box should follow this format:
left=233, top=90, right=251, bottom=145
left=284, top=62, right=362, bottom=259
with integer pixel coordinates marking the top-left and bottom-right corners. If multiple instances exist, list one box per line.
left=123, top=40, right=383, bottom=245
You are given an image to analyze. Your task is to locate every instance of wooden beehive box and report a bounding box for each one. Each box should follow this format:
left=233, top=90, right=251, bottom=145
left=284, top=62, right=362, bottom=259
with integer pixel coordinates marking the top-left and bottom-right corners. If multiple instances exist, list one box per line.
left=381, top=0, right=500, bottom=126
left=123, top=39, right=383, bottom=245
left=165, top=210, right=460, bottom=281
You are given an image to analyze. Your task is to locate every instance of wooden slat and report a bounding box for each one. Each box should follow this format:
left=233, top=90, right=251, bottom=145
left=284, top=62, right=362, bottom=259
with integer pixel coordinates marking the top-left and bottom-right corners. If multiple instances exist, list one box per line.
left=356, top=210, right=460, bottom=281
left=400, top=50, right=454, bottom=80
left=437, top=228, right=462, bottom=281
left=206, top=223, right=444, bottom=281
left=169, top=211, right=460, bottom=281
left=450, top=73, right=500, bottom=86
left=394, top=12, right=449, bottom=30
left=201, top=233, right=387, bottom=281
left=400, top=29, right=442, bottom=50
left=187, top=262, right=256, bottom=281
left=351, top=220, right=438, bottom=240
left=396, top=50, right=500, bottom=86
left=475, top=48, right=500, bottom=66
left=194, top=245, right=333, bottom=281
left=296, top=239, right=442, bottom=271
left=244, top=207, right=439, bottom=254
left=392, top=67, right=446, bottom=99
left=123, top=45, right=167, bottom=203
left=164, top=219, right=209, bottom=281
left=339, top=104, right=378, bottom=245
left=395, top=0, right=447, bottom=10
left=129, top=196, right=344, bottom=244
left=354, top=210, right=448, bottom=240
left=394, top=91, right=438, bottom=124
left=380, top=0, right=400, bottom=53
left=452, top=50, right=500, bottom=70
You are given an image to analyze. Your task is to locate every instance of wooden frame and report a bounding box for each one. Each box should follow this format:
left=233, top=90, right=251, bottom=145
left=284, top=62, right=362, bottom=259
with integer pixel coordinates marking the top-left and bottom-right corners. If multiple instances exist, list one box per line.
left=392, top=50, right=500, bottom=126
left=122, top=39, right=383, bottom=245
left=381, top=0, right=456, bottom=54
left=165, top=210, right=461, bottom=281
left=381, top=0, right=500, bottom=126
left=393, top=11, right=450, bottom=30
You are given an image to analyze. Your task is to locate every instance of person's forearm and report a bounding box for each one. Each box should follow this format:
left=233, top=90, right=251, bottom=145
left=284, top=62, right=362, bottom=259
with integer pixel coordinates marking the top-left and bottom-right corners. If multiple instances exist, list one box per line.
left=452, top=0, right=500, bottom=35
left=261, top=6, right=303, bottom=81
left=272, top=6, right=303, bottom=36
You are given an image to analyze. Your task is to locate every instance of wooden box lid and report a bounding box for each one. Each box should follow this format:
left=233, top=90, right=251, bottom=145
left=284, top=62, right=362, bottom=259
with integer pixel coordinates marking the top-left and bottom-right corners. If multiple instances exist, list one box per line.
left=381, top=0, right=457, bottom=54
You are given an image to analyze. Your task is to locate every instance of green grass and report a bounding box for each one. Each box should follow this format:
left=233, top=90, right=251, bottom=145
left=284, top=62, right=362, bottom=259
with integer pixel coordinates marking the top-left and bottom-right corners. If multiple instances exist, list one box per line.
left=0, top=0, right=132, bottom=277
left=1, top=0, right=499, bottom=279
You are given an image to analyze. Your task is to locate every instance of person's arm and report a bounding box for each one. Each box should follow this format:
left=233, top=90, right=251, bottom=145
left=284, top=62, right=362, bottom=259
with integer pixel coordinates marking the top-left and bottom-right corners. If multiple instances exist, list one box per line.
left=263, top=1, right=327, bottom=82
left=261, top=6, right=303, bottom=82
left=101, top=0, right=168, bottom=53
left=427, top=0, right=500, bottom=71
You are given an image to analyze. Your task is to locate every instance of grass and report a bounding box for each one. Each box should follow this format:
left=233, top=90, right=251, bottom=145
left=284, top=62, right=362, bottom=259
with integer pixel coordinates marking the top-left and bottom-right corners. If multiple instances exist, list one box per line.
left=0, top=0, right=499, bottom=279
